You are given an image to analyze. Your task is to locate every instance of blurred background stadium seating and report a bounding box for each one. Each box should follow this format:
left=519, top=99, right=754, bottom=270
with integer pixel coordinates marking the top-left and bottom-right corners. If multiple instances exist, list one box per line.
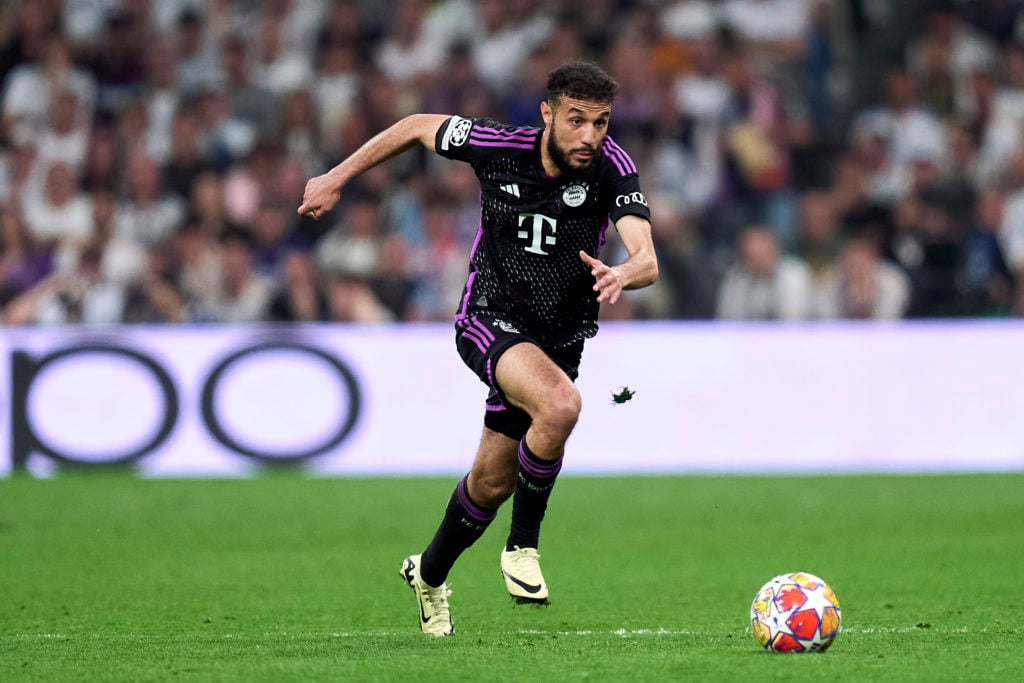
left=3, top=0, right=1023, bottom=326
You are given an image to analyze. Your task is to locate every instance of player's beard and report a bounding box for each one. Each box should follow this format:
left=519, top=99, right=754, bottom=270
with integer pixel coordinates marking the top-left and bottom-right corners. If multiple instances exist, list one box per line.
left=547, top=126, right=596, bottom=178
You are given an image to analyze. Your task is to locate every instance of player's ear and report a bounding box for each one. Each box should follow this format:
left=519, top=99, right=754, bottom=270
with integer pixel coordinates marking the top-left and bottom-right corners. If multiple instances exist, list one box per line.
left=540, top=100, right=552, bottom=127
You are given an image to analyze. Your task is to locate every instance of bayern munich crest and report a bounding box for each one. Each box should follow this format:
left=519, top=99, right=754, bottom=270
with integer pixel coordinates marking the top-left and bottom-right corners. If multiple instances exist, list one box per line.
left=562, top=183, right=588, bottom=207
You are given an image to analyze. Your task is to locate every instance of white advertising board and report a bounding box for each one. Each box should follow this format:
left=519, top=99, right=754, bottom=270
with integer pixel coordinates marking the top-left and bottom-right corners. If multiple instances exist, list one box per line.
left=1, top=321, right=1022, bottom=476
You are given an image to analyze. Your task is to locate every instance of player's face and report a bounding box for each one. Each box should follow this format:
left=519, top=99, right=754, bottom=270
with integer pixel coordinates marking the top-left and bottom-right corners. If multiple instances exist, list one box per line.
left=542, top=97, right=611, bottom=174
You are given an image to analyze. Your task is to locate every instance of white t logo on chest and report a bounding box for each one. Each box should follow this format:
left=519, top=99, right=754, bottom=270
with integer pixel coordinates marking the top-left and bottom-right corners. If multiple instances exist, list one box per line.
left=517, top=213, right=557, bottom=255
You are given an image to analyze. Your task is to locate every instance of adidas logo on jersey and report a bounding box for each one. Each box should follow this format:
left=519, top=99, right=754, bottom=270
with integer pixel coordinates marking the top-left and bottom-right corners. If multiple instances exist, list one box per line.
left=500, top=183, right=521, bottom=198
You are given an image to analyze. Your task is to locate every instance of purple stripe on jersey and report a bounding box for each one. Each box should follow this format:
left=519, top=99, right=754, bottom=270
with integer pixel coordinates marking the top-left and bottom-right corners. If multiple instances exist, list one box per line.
left=485, top=403, right=507, bottom=411
left=471, top=318, right=495, bottom=342
left=469, top=140, right=536, bottom=149
left=456, top=222, right=485, bottom=320
left=470, top=129, right=539, bottom=142
left=457, top=272, right=477, bottom=322
left=470, top=133, right=538, bottom=145
left=602, top=144, right=632, bottom=175
left=518, top=440, right=563, bottom=478
left=602, top=145, right=628, bottom=176
left=456, top=476, right=496, bottom=523
left=474, top=125, right=539, bottom=137
left=602, top=137, right=637, bottom=174
left=597, top=218, right=610, bottom=255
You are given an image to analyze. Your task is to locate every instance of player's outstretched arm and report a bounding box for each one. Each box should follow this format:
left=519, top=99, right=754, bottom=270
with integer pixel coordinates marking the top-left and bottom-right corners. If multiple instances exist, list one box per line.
left=297, top=113, right=449, bottom=220
left=579, top=214, right=658, bottom=304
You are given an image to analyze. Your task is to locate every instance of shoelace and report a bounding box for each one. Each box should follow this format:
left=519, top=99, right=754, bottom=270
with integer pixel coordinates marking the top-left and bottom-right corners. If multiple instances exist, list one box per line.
left=423, top=584, right=452, bottom=619
left=508, top=547, right=542, bottom=582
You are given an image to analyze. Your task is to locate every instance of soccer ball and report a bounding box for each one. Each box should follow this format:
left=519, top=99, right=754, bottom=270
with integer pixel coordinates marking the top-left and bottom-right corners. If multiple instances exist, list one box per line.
left=750, top=572, right=842, bottom=653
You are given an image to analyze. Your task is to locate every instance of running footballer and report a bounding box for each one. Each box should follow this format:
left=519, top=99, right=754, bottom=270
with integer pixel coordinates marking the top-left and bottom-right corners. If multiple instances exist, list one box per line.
left=298, top=61, right=658, bottom=636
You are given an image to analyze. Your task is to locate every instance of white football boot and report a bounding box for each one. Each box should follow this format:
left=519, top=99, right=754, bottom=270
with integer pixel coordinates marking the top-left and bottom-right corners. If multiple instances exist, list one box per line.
left=500, top=546, right=550, bottom=604
left=400, top=555, right=454, bottom=636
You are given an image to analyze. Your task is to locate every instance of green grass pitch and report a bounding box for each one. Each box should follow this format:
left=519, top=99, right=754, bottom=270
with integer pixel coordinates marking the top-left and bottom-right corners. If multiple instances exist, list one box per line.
left=1, top=473, right=1022, bottom=681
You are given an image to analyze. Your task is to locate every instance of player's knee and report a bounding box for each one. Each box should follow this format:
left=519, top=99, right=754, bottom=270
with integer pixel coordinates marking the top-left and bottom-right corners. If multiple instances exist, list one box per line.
left=537, top=384, right=581, bottom=437
left=472, top=473, right=515, bottom=507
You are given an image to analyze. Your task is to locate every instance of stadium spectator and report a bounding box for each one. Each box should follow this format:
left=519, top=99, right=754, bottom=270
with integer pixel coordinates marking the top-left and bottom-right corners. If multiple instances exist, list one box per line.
left=21, top=162, right=93, bottom=272
left=313, top=40, right=361, bottom=154
left=2, top=32, right=96, bottom=146
left=793, top=189, right=843, bottom=284
left=717, top=38, right=803, bottom=248
left=162, top=107, right=216, bottom=199
left=0, top=202, right=53, bottom=300
left=371, top=232, right=417, bottom=321
left=198, top=227, right=273, bottom=323
left=315, top=191, right=383, bottom=281
left=849, top=66, right=946, bottom=202
left=812, top=235, right=910, bottom=319
left=222, top=140, right=282, bottom=226
left=278, top=88, right=323, bottom=169
left=961, top=187, right=1015, bottom=315
left=408, top=193, right=467, bottom=321
left=86, top=8, right=151, bottom=114
left=3, top=243, right=123, bottom=325
left=120, top=237, right=189, bottom=324
left=650, top=192, right=717, bottom=319
left=716, top=224, right=813, bottom=320
left=80, top=124, right=120, bottom=193
left=173, top=216, right=220, bottom=318
left=375, top=0, right=449, bottom=85
left=661, top=0, right=720, bottom=41
left=34, top=89, right=89, bottom=176
left=905, top=0, right=997, bottom=121
left=904, top=196, right=966, bottom=317
left=996, top=147, right=1024, bottom=273
left=249, top=202, right=295, bottom=278
left=172, top=7, right=220, bottom=94
left=114, top=150, right=186, bottom=250
left=324, top=270, right=393, bottom=323
left=251, top=14, right=314, bottom=97
left=139, top=40, right=182, bottom=163
left=267, top=248, right=329, bottom=322
left=426, top=42, right=498, bottom=121
left=467, top=0, right=553, bottom=93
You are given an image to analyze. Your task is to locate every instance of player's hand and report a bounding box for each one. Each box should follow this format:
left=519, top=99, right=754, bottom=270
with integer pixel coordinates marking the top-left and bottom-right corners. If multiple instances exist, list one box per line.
left=297, top=173, right=341, bottom=221
left=580, top=251, right=624, bottom=304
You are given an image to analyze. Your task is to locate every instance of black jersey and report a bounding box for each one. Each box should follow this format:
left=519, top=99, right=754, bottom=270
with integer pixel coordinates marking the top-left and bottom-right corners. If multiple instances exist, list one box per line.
left=435, top=115, right=652, bottom=348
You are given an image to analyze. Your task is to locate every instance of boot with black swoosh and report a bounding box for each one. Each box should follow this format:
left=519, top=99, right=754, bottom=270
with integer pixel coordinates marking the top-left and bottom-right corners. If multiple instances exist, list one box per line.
left=500, top=546, right=550, bottom=604
left=400, top=554, right=454, bottom=636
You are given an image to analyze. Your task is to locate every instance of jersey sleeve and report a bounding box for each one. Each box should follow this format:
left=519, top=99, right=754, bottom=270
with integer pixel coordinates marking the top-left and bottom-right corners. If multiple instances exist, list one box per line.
left=600, top=136, right=652, bottom=224
left=434, top=115, right=482, bottom=165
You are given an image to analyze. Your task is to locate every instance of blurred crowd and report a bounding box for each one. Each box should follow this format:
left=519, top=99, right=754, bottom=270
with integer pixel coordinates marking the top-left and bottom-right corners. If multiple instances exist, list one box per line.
left=2, top=0, right=1024, bottom=325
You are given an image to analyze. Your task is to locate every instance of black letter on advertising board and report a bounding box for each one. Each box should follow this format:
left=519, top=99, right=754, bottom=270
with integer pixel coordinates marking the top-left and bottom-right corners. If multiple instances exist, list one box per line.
left=200, top=341, right=361, bottom=464
left=11, top=345, right=179, bottom=468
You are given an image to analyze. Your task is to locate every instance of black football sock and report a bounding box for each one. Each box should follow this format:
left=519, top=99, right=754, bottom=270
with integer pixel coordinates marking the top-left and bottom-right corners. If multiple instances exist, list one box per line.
left=419, top=475, right=496, bottom=587
left=506, top=438, right=563, bottom=551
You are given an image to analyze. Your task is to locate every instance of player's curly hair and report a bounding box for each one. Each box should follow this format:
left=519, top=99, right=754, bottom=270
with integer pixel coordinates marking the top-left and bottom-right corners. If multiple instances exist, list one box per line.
left=546, top=61, right=619, bottom=106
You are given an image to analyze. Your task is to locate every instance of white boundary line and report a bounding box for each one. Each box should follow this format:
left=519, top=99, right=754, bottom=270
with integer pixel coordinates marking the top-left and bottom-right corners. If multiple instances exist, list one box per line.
left=10, top=626, right=991, bottom=640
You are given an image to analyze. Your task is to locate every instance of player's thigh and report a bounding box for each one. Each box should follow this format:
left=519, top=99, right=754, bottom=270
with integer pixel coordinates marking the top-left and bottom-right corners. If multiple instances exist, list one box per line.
left=494, top=342, right=579, bottom=418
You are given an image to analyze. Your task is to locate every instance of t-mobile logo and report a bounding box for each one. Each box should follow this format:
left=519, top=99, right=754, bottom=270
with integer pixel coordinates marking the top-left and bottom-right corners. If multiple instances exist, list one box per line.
left=517, top=213, right=557, bottom=255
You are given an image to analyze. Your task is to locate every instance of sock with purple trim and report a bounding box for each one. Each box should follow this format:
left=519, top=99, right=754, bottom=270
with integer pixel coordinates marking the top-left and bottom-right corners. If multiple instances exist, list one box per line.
left=506, top=438, right=563, bottom=551
left=419, top=475, right=496, bottom=587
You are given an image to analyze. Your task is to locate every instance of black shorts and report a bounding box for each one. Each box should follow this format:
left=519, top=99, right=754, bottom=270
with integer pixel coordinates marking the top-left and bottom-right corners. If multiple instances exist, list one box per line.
left=455, top=313, right=584, bottom=441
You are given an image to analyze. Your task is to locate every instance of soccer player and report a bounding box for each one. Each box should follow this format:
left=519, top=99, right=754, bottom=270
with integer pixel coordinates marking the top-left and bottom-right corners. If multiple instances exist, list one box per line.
left=297, top=61, right=658, bottom=636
